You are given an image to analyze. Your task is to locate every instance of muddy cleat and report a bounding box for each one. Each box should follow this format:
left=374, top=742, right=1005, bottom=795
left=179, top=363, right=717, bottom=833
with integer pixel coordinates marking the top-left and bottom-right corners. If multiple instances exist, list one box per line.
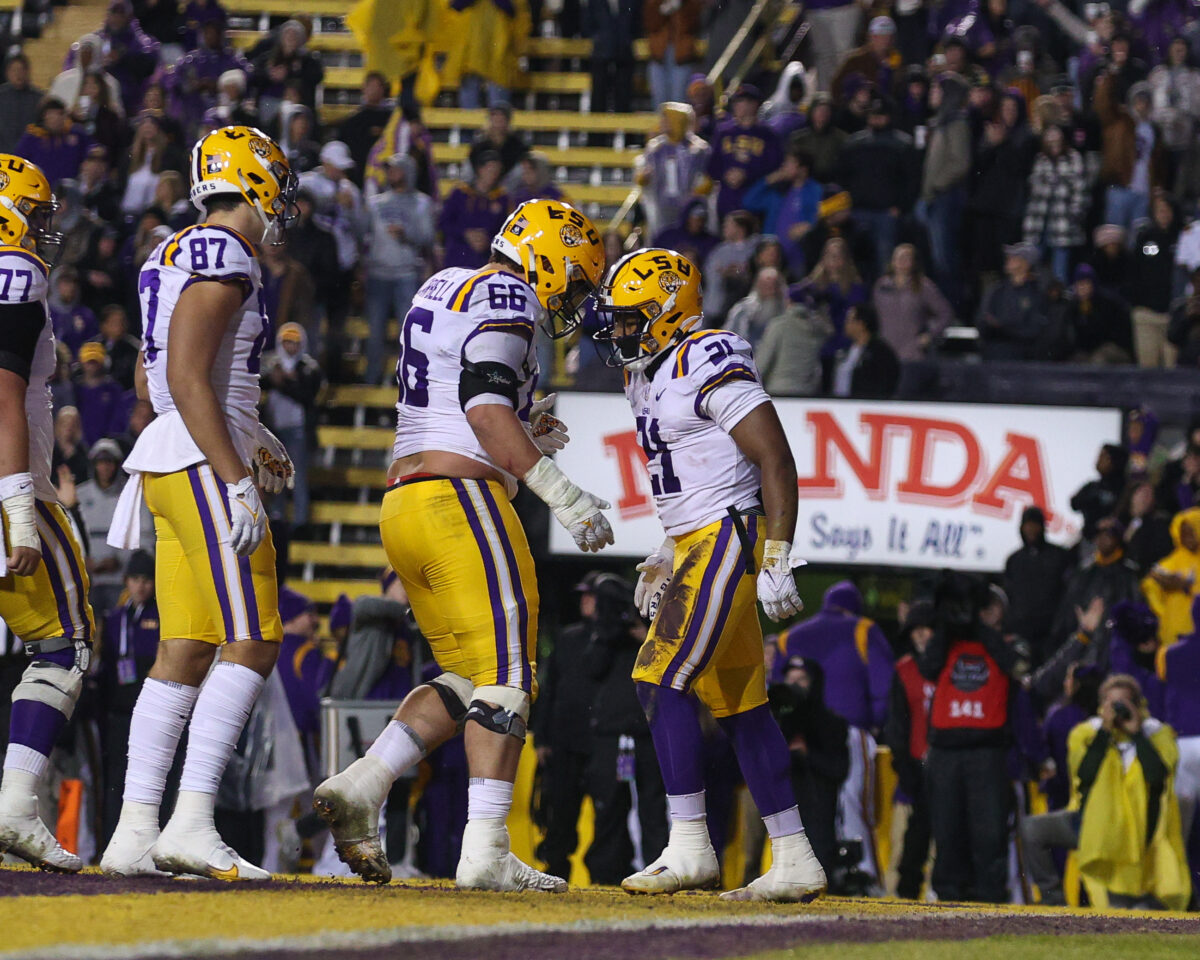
left=720, top=831, right=826, bottom=903
left=312, top=757, right=393, bottom=884
left=0, top=782, right=81, bottom=873
left=151, top=821, right=271, bottom=881
left=621, top=843, right=720, bottom=894
left=456, top=819, right=566, bottom=893
left=101, top=826, right=168, bottom=877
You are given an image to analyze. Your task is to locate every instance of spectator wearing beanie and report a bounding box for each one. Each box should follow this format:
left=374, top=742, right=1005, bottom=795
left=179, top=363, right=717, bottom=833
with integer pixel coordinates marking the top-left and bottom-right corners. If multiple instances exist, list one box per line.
left=1066, top=263, right=1134, bottom=364
left=1071, top=445, right=1131, bottom=541
left=977, top=241, right=1048, bottom=362
left=1129, top=191, right=1182, bottom=367
left=49, top=267, right=98, bottom=357
left=1090, top=222, right=1134, bottom=303
left=791, top=94, right=845, bottom=185
left=1004, top=506, right=1073, bottom=664
left=15, top=98, right=92, bottom=186
left=836, top=95, right=919, bottom=277
left=75, top=341, right=127, bottom=445
left=439, top=149, right=510, bottom=270
left=832, top=16, right=902, bottom=103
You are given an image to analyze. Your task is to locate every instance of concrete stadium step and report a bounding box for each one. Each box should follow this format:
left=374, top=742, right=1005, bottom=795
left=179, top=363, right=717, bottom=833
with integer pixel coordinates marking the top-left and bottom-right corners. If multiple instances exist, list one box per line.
left=291, top=542, right=386, bottom=567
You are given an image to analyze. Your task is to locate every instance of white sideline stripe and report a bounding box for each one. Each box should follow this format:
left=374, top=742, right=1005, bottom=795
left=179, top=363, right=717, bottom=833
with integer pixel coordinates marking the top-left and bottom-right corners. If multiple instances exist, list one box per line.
left=0, top=912, right=875, bottom=960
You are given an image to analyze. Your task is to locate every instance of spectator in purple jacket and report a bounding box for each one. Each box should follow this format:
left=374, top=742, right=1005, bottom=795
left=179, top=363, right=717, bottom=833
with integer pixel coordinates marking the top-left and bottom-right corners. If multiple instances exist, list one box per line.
left=49, top=267, right=99, bottom=357
left=163, top=18, right=250, bottom=140
left=15, top=99, right=92, bottom=186
left=651, top=198, right=719, bottom=268
left=66, top=0, right=161, bottom=116
left=706, top=84, right=783, bottom=220
left=277, top=587, right=335, bottom=778
left=438, top=149, right=510, bottom=270
left=181, top=0, right=228, bottom=52
left=74, top=341, right=128, bottom=445
left=778, top=580, right=894, bottom=885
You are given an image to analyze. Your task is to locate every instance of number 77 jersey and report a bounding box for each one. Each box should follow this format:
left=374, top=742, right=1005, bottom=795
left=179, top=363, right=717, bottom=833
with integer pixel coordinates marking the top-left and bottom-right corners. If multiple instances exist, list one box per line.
left=126, top=223, right=269, bottom=475
left=626, top=329, right=770, bottom=538
left=391, top=265, right=542, bottom=483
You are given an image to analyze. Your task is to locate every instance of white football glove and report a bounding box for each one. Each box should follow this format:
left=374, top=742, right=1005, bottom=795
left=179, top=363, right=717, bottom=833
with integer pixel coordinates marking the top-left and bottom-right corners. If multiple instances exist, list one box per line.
left=523, top=456, right=614, bottom=553
left=252, top=424, right=295, bottom=495
left=635, top=537, right=675, bottom=620
left=524, top=392, right=570, bottom=455
left=757, top=539, right=804, bottom=622
left=0, top=472, right=40, bottom=576
left=226, top=476, right=267, bottom=556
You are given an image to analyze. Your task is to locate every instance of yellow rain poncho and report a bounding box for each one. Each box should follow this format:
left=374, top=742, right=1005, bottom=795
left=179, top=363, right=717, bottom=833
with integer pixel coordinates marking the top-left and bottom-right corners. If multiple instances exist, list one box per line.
left=1069, top=717, right=1191, bottom=911
left=434, top=0, right=531, bottom=94
left=1142, top=507, right=1200, bottom=650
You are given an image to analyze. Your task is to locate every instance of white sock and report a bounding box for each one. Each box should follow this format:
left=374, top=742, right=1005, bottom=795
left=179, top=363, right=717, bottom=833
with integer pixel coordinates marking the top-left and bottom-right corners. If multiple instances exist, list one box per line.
left=168, top=789, right=217, bottom=828
left=467, top=777, right=513, bottom=821
left=124, top=678, right=200, bottom=806
left=763, top=805, right=805, bottom=840
left=366, top=721, right=426, bottom=780
left=178, top=662, right=264, bottom=797
left=0, top=767, right=38, bottom=802
left=667, top=790, right=707, bottom=822
left=2, top=745, right=48, bottom=780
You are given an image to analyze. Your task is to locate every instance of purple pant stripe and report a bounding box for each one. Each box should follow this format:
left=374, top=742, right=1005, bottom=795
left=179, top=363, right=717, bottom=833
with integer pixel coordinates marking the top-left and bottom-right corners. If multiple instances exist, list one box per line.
left=32, top=506, right=75, bottom=640
left=36, top=502, right=91, bottom=642
left=451, top=479, right=509, bottom=685
left=477, top=481, right=532, bottom=693
left=187, top=467, right=236, bottom=637
left=661, top=520, right=732, bottom=689
left=689, top=515, right=758, bottom=681
left=212, top=479, right=265, bottom=642
left=7, top=699, right=67, bottom=756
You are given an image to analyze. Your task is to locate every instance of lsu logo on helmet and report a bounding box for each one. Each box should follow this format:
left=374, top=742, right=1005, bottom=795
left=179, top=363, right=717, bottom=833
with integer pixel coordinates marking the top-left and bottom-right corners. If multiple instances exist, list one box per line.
left=0, top=154, right=62, bottom=263
left=594, top=248, right=703, bottom=369
left=189, top=126, right=298, bottom=244
left=492, top=198, right=606, bottom=339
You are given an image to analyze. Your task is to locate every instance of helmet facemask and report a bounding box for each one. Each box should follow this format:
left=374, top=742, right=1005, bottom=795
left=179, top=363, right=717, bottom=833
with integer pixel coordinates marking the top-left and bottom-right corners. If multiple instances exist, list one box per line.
left=543, top=263, right=595, bottom=340
left=6, top=195, right=64, bottom=265
left=244, top=161, right=298, bottom=246
left=594, top=301, right=660, bottom=370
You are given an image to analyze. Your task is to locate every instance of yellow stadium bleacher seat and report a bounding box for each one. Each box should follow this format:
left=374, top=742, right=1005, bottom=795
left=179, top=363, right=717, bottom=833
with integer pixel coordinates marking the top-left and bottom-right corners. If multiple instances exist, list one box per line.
left=309, top=502, right=382, bottom=525
left=224, top=0, right=352, bottom=16
left=291, top=542, right=387, bottom=567
left=317, top=425, right=393, bottom=450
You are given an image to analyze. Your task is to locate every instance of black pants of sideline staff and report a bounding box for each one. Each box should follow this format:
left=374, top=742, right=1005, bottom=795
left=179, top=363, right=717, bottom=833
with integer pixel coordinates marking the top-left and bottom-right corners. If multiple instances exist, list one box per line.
left=585, top=734, right=668, bottom=886
left=926, top=744, right=1011, bottom=903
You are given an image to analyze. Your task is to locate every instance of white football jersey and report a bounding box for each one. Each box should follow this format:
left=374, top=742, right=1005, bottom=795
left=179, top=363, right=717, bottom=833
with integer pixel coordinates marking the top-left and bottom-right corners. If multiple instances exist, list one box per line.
left=392, top=265, right=542, bottom=483
left=625, top=329, right=770, bottom=537
left=0, top=245, right=56, bottom=501
left=125, top=223, right=267, bottom=475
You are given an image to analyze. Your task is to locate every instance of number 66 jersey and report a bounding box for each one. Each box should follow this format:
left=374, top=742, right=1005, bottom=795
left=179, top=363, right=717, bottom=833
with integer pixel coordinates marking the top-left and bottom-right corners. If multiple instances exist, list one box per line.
left=625, top=329, right=770, bottom=537
left=125, top=223, right=269, bottom=476
left=391, top=265, right=541, bottom=487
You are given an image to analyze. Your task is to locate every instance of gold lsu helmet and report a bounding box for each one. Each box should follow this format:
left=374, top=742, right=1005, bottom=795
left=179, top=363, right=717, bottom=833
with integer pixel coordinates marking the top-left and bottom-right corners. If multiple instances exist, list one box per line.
left=189, top=125, right=298, bottom=244
left=594, top=248, right=703, bottom=369
left=0, top=155, right=62, bottom=263
left=491, top=198, right=605, bottom=339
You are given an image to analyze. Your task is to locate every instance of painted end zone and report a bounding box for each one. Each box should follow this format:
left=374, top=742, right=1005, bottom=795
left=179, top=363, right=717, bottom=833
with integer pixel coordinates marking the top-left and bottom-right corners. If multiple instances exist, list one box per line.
left=0, top=867, right=1197, bottom=960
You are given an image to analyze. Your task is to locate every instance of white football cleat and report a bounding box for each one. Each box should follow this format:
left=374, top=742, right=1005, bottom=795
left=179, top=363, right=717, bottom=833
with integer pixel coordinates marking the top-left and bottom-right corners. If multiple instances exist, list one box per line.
left=0, top=784, right=81, bottom=873
left=101, top=823, right=168, bottom=877
left=151, top=821, right=271, bottom=881
left=312, top=757, right=393, bottom=884
left=720, top=831, right=826, bottom=903
left=621, top=843, right=720, bottom=894
left=456, top=820, right=566, bottom=893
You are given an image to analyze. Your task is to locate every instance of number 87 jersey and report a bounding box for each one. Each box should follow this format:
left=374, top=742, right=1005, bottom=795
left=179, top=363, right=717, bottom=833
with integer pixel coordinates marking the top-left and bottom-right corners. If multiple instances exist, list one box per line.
left=129, top=224, right=269, bottom=473
left=391, top=265, right=541, bottom=482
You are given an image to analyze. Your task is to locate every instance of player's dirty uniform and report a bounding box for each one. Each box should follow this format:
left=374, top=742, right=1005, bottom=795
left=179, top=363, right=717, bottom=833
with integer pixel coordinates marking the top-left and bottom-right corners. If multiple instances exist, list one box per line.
left=625, top=329, right=771, bottom=718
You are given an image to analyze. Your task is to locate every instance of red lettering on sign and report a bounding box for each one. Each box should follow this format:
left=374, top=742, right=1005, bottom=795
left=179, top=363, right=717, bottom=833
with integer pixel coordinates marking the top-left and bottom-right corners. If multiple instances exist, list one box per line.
left=796, top=412, right=889, bottom=499
left=894, top=417, right=982, bottom=506
left=972, top=432, right=1055, bottom=523
left=602, top=430, right=655, bottom=518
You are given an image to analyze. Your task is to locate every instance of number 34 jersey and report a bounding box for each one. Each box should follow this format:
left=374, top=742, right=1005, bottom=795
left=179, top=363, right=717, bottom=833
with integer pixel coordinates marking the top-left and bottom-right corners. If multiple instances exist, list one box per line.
left=126, top=224, right=269, bottom=475
left=391, top=266, right=541, bottom=484
left=626, top=330, right=771, bottom=538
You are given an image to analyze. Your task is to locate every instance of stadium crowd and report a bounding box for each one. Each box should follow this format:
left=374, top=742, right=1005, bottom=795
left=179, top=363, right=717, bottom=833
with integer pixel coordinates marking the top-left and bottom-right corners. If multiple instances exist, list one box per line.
left=1, top=0, right=1200, bottom=909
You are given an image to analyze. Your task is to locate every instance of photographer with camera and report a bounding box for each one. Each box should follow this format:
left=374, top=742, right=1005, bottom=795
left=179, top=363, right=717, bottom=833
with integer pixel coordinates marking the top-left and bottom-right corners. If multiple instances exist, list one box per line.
left=1021, top=674, right=1190, bottom=909
left=582, top=574, right=669, bottom=885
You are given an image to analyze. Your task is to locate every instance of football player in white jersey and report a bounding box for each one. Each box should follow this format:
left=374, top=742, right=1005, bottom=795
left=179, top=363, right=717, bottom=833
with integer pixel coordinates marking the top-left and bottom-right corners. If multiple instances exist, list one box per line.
left=314, top=198, right=612, bottom=891
left=0, top=155, right=94, bottom=872
left=593, top=248, right=826, bottom=902
left=100, top=126, right=296, bottom=880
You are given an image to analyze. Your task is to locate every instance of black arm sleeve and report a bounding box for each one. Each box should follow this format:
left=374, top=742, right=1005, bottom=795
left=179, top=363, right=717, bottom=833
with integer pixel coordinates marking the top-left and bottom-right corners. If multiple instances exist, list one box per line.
left=0, top=300, right=46, bottom=383
left=1075, top=728, right=1111, bottom=809
left=459, top=360, right=520, bottom=409
left=1133, top=731, right=1170, bottom=843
